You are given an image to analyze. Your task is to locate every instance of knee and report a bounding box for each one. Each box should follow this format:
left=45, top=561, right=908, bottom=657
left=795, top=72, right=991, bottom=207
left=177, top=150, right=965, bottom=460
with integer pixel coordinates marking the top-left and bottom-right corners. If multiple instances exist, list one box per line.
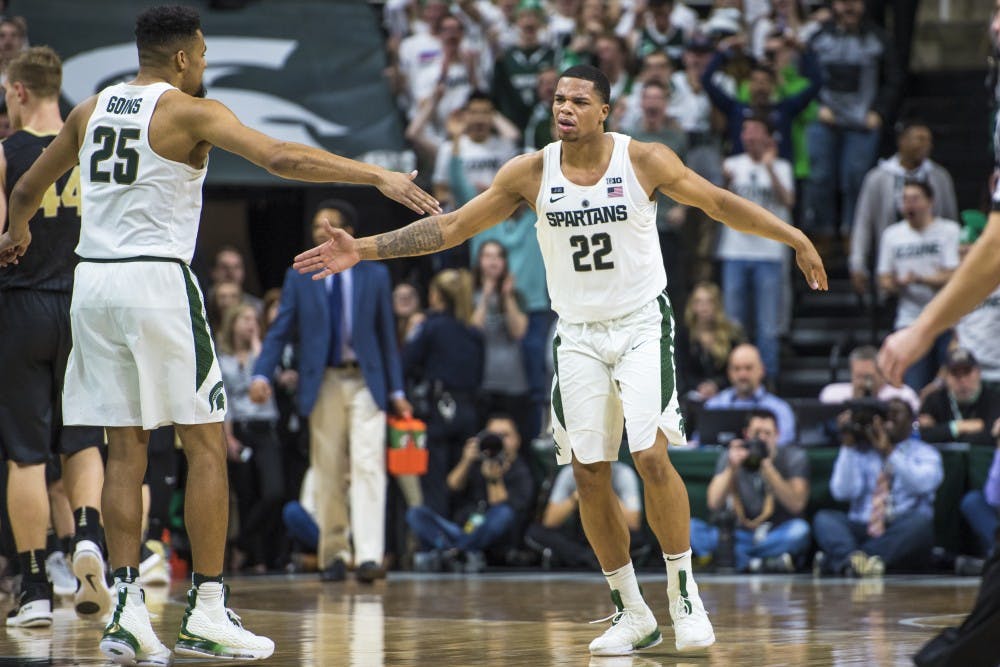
left=811, top=509, right=838, bottom=531
left=406, top=505, right=434, bottom=526
left=631, top=449, right=672, bottom=486
left=785, top=519, right=812, bottom=546
left=489, top=503, right=515, bottom=525
left=960, top=490, right=984, bottom=516
left=571, top=461, right=611, bottom=500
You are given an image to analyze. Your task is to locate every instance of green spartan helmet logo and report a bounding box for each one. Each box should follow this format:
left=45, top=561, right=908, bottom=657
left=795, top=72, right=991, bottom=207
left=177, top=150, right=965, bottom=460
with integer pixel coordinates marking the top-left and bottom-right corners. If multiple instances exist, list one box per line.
left=209, top=381, right=226, bottom=412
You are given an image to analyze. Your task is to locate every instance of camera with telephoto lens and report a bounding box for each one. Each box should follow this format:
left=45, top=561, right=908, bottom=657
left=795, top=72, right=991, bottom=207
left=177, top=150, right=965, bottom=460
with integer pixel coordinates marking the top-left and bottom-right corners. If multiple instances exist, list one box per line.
left=477, top=430, right=505, bottom=462
left=740, top=438, right=770, bottom=472
left=841, top=398, right=890, bottom=450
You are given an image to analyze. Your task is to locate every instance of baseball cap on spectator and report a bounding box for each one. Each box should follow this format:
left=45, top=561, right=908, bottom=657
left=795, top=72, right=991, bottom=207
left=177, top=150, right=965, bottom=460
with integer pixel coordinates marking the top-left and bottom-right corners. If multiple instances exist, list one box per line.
left=685, top=33, right=715, bottom=53
left=959, top=209, right=987, bottom=245
left=518, top=0, right=544, bottom=12
left=946, top=347, right=979, bottom=374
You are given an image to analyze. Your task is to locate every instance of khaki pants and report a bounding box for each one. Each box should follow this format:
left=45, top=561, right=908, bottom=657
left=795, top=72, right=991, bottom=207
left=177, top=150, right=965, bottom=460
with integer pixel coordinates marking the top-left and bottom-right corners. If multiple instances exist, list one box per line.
left=310, top=367, right=386, bottom=568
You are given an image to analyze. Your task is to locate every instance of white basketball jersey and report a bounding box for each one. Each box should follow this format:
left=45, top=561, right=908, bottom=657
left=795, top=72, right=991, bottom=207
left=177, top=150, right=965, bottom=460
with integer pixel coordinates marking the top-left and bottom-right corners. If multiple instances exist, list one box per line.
left=534, top=133, right=666, bottom=323
left=77, top=82, right=207, bottom=262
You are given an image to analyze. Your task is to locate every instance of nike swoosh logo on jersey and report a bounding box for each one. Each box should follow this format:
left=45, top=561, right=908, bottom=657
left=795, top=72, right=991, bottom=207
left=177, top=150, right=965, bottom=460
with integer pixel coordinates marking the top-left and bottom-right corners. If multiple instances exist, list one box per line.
left=549, top=195, right=566, bottom=203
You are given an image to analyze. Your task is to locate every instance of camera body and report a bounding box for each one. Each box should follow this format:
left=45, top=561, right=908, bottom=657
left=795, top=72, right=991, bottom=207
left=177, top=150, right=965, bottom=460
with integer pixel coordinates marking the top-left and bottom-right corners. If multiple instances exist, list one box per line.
left=741, top=438, right=770, bottom=472
left=841, top=398, right=889, bottom=450
left=476, top=430, right=505, bottom=462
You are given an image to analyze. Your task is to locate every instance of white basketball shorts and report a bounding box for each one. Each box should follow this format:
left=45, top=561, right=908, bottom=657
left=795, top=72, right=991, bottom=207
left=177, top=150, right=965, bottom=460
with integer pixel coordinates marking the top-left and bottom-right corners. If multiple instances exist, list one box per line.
left=63, top=258, right=227, bottom=429
left=550, top=291, right=686, bottom=466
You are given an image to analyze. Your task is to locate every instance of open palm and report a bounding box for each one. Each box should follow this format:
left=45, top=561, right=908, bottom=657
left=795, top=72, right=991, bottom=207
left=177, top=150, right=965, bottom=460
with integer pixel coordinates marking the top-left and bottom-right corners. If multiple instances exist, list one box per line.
left=293, top=225, right=361, bottom=279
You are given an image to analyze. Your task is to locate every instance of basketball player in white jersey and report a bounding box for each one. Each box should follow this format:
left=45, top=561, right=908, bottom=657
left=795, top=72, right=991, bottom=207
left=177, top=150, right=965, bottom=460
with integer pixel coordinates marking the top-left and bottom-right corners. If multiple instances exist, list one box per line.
left=294, top=64, right=827, bottom=656
left=0, top=6, right=438, bottom=665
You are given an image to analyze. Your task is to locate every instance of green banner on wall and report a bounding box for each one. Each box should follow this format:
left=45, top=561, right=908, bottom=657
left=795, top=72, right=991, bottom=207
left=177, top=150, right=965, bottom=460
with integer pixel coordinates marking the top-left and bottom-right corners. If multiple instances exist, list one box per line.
left=18, top=0, right=408, bottom=185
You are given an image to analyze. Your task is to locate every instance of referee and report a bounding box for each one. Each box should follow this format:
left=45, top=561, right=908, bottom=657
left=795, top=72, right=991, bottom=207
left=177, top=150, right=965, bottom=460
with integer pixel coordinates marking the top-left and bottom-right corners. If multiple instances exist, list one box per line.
left=0, top=47, right=108, bottom=627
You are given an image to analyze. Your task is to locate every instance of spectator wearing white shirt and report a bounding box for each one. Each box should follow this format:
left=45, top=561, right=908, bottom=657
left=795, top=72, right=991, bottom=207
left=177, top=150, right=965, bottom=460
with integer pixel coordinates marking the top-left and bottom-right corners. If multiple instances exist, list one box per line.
left=877, top=181, right=960, bottom=391
left=849, top=121, right=958, bottom=296
left=431, top=91, right=519, bottom=209
left=719, top=116, right=794, bottom=378
left=403, top=13, right=485, bottom=142
left=819, top=345, right=921, bottom=414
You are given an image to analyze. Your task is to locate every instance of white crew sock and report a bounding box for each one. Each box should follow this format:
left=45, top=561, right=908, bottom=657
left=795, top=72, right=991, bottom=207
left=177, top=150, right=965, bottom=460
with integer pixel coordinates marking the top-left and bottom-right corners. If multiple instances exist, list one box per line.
left=664, top=549, right=699, bottom=604
left=603, top=561, right=648, bottom=613
left=194, top=581, right=225, bottom=617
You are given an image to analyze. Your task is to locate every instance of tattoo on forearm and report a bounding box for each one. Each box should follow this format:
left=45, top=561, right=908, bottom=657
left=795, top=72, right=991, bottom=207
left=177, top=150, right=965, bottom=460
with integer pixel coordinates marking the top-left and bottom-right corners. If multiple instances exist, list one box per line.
left=375, top=218, right=446, bottom=258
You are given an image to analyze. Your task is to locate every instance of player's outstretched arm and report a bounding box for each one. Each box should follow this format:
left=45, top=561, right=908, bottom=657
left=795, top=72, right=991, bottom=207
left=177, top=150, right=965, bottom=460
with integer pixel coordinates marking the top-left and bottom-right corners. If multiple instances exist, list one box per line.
left=183, top=97, right=440, bottom=215
left=0, top=98, right=92, bottom=265
left=293, top=155, right=530, bottom=279
left=879, top=209, right=1000, bottom=385
left=637, top=141, right=828, bottom=291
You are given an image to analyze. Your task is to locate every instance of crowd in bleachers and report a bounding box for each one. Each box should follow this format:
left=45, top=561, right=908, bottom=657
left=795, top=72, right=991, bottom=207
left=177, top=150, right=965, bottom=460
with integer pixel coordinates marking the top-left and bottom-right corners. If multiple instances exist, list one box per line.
left=2, top=0, right=1000, bottom=593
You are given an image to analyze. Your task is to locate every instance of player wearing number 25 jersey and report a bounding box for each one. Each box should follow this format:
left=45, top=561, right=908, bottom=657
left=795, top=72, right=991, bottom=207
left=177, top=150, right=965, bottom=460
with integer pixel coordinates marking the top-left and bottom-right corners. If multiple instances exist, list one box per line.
left=67, top=81, right=220, bottom=429
left=0, top=6, right=440, bottom=663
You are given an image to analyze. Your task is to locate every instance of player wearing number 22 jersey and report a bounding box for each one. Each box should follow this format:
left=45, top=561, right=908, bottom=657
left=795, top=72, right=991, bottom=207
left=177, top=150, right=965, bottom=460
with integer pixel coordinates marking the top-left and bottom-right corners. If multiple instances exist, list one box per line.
left=292, top=65, right=828, bottom=658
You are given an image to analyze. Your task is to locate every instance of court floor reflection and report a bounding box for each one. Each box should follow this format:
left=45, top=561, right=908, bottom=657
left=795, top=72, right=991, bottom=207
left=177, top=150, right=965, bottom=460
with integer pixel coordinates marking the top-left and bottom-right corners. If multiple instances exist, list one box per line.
left=0, top=572, right=979, bottom=666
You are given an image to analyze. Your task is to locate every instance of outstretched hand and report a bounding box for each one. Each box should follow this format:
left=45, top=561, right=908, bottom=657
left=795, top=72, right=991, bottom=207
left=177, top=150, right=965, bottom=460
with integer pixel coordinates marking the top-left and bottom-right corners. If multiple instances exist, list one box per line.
left=877, top=326, right=931, bottom=387
left=378, top=170, right=441, bottom=216
left=293, top=224, right=361, bottom=280
left=795, top=240, right=828, bottom=291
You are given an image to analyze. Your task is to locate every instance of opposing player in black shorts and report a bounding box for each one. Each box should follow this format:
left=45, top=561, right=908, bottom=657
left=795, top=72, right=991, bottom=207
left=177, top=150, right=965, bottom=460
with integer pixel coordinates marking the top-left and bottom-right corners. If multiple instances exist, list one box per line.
left=0, top=47, right=110, bottom=627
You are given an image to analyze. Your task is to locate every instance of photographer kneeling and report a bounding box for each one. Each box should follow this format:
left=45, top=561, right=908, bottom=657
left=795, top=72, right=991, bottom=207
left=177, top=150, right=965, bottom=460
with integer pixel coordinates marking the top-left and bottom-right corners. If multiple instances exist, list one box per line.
left=814, top=398, right=943, bottom=576
left=690, top=409, right=811, bottom=572
left=406, top=413, right=535, bottom=573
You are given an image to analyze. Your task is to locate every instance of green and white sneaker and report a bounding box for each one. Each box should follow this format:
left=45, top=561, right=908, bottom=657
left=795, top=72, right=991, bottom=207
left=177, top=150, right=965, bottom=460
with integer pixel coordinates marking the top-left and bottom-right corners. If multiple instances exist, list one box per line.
left=588, top=590, right=662, bottom=656
left=174, top=584, right=274, bottom=660
left=99, top=584, right=172, bottom=666
left=669, top=574, right=715, bottom=652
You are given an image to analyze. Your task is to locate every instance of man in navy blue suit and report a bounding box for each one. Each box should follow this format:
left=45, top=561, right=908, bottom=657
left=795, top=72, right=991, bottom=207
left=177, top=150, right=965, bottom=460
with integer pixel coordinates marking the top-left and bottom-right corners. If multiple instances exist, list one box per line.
left=251, top=200, right=410, bottom=583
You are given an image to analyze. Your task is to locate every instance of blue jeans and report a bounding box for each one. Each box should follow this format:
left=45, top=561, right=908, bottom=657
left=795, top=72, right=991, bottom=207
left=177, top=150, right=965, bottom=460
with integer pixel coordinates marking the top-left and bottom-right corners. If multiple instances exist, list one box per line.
left=721, top=259, right=782, bottom=378
left=689, top=517, right=811, bottom=571
left=406, top=504, right=515, bottom=553
left=961, top=490, right=999, bottom=557
left=282, top=501, right=319, bottom=553
left=804, top=122, right=880, bottom=237
left=901, top=330, right=951, bottom=392
left=812, top=508, right=934, bottom=573
left=522, top=309, right=556, bottom=439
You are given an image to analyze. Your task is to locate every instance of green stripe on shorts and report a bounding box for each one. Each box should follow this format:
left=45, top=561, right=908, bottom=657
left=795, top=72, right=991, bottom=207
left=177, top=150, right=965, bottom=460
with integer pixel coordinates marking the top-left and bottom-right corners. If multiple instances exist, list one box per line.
left=657, top=293, right=675, bottom=412
left=552, top=333, right=566, bottom=430
left=181, top=265, right=215, bottom=392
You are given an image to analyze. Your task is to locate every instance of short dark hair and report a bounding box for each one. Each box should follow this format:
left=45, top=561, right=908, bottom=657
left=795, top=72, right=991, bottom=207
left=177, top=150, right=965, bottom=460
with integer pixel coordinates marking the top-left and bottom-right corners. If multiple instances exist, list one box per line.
left=745, top=409, right=778, bottom=430
left=896, top=117, right=931, bottom=137
left=743, top=112, right=774, bottom=135
left=750, top=62, right=777, bottom=81
left=315, top=199, right=359, bottom=232
left=135, top=5, right=202, bottom=66
left=903, top=179, right=934, bottom=200
left=559, top=65, right=611, bottom=105
left=464, top=89, right=493, bottom=109
left=484, top=412, right=518, bottom=432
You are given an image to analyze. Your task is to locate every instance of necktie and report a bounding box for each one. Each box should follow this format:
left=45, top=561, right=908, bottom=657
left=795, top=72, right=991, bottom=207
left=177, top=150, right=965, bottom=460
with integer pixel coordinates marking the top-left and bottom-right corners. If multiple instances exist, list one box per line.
left=868, top=470, right=891, bottom=538
left=327, top=273, right=342, bottom=367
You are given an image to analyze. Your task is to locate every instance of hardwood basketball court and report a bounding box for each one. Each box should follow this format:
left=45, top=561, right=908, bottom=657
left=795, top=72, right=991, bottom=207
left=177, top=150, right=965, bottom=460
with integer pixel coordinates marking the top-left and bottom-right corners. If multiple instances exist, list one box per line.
left=0, top=572, right=980, bottom=665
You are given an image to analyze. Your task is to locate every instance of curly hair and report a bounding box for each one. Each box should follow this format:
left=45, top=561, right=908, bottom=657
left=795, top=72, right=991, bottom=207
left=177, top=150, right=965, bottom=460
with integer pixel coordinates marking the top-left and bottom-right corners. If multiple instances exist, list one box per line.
left=135, top=5, right=201, bottom=65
